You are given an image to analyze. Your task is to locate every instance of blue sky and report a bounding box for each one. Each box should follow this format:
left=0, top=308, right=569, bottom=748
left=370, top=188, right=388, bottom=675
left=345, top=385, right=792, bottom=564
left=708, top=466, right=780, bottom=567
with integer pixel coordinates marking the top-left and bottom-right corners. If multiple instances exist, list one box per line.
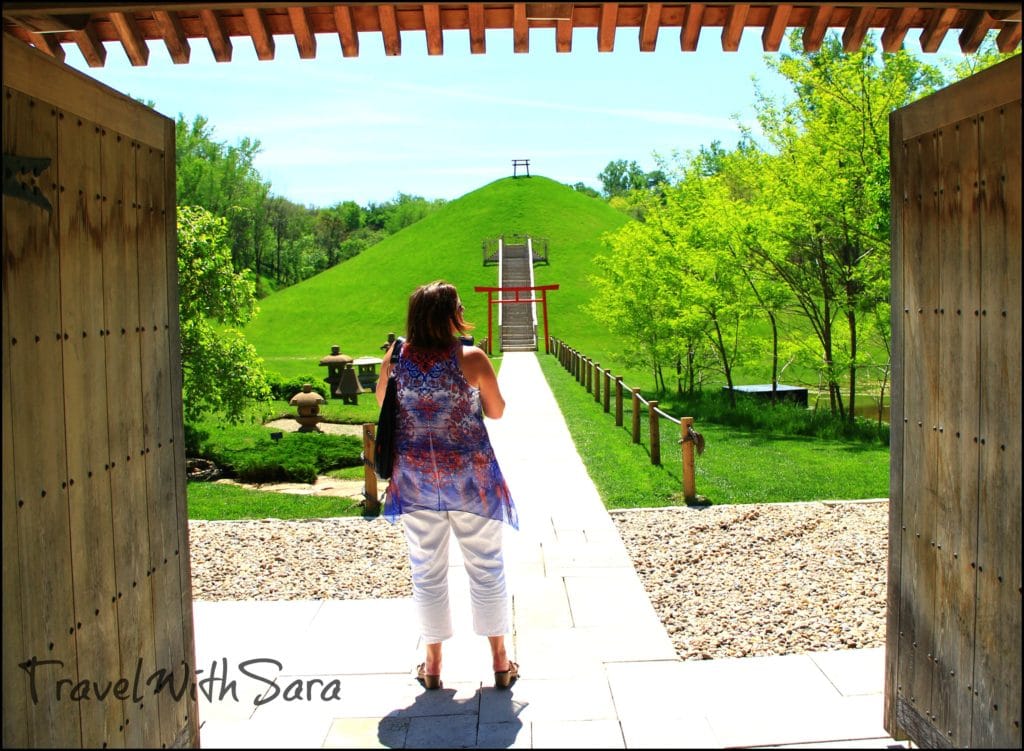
left=62, top=26, right=968, bottom=207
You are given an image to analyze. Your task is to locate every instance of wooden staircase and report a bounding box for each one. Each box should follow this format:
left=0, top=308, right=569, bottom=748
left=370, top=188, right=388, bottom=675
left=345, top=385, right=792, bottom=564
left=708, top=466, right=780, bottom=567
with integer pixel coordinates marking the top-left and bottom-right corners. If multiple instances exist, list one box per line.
left=499, top=242, right=537, bottom=352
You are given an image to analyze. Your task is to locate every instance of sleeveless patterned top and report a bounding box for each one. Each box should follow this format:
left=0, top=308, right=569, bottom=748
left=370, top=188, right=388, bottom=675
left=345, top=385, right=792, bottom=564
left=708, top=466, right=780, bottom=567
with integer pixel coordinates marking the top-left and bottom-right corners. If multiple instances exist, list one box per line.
left=383, top=342, right=518, bottom=529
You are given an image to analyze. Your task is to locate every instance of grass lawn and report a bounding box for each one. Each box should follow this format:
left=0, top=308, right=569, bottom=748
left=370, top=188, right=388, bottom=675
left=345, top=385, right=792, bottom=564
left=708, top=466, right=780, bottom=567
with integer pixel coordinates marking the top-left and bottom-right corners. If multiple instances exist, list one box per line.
left=537, top=353, right=890, bottom=508
left=187, top=481, right=369, bottom=520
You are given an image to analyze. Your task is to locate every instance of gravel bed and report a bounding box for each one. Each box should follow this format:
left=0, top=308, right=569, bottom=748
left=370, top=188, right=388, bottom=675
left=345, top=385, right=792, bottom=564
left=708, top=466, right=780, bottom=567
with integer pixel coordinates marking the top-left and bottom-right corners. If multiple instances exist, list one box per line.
left=188, top=500, right=888, bottom=660
left=611, top=501, right=888, bottom=660
left=188, top=517, right=412, bottom=601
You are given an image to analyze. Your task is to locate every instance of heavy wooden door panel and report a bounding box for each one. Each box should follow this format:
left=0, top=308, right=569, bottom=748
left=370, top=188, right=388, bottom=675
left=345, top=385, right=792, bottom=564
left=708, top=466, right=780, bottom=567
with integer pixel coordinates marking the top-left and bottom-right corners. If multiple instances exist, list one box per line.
left=2, top=36, right=198, bottom=748
left=887, top=56, right=1021, bottom=749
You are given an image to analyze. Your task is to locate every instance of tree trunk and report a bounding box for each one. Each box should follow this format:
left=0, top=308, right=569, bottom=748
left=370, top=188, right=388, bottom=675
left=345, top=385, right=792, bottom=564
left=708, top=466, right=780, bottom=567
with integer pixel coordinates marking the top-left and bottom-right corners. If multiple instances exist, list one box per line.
left=687, top=348, right=696, bottom=396
left=769, top=310, right=779, bottom=405
left=711, top=316, right=736, bottom=408
left=847, top=308, right=858, bottom=424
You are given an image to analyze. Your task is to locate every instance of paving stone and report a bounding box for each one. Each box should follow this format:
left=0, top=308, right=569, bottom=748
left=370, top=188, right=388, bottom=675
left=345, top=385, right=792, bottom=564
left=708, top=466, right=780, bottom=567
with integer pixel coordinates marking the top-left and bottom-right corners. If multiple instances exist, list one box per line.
left=322, top=717, right=409, bottom=748
left=404, top=713, right=478, bottom=748
left=476, top=720, right=531, bottom=748
left=531, top=719, right=625, bottom=748
left=479, top=677, right=617, bottom=723
left=810, top=647, right=887, bottom=697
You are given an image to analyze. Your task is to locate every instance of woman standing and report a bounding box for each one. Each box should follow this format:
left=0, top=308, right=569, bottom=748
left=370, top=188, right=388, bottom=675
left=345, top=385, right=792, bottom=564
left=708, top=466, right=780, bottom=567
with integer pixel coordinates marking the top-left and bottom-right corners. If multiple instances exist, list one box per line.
left=377, top=280, right=519, bottom=690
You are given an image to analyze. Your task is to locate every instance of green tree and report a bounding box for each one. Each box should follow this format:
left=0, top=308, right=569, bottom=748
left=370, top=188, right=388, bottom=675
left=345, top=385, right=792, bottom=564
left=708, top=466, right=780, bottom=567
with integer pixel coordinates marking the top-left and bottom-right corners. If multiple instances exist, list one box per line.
left=175, top=114, right=272, bottom=275
left=598, top=159, right=648, bottom=198
left=715, top=142, right=797, bottom=401
left=315, top=200, right=365, bottom=267
left=746, top=31, right=943, bottom=421
left=587, top=219, right=682, bottom=390
left=653, top=157, right=759, bottom=406
left=177, top=205, right=270, bottom=422
left=570, top=181, right=601, bottom=198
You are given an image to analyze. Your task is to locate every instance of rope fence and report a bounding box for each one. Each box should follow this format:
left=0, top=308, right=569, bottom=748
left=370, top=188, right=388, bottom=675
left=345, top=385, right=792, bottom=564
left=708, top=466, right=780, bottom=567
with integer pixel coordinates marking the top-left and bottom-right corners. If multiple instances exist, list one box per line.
left=548, top=336, right=704, bottom=503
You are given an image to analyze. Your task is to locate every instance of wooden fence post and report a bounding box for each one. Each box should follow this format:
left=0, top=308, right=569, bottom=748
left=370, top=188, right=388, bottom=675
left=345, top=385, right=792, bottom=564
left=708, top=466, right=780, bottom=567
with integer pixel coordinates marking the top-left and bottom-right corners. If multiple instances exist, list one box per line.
left=631, top=389, right=641, bottom=443
left=681, top=416, right=696, bottom=502
left=649, top=401, right=661, bottom=465
left=586, top=357, right=593, bottom=393
left=615, top=377, right=624, bottom=426
left=603, top=370, right=611, bottom=413
left=362, top=424, right=380, bottom=513
left=594, top=364, right=601, bottom=403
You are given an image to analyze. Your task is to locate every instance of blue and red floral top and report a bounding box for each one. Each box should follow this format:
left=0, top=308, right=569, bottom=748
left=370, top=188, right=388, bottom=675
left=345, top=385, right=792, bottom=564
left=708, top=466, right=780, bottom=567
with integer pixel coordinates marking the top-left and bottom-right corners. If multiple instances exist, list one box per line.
left=383, top=342, right=518, bottom=529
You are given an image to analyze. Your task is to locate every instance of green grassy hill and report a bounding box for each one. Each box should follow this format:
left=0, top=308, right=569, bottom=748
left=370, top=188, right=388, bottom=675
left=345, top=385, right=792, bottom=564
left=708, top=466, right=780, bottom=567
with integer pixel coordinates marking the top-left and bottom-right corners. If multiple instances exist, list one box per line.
left=245, top=176, right=632, bottom=380
left=245, top=175, right=888, bottom=418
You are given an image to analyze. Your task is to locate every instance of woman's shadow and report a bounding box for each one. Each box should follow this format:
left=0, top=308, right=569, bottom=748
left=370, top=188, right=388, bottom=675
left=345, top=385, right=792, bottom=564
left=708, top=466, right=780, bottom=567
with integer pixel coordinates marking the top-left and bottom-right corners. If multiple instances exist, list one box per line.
left=377, top=684, right=526, bottom=748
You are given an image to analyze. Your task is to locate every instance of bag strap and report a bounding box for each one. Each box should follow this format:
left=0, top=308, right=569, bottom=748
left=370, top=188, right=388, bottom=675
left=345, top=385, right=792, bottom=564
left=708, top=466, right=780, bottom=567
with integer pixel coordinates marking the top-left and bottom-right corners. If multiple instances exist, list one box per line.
left=391, top=337, right=404, bottom=364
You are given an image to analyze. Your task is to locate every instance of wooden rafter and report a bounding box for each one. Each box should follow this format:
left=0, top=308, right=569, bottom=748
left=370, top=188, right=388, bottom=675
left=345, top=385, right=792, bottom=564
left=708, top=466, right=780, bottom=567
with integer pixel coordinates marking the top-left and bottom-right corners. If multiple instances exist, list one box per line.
left=333, top=4, right=358, bottom=57
left=109, top=10, right=148, bottom=65
left=27, top=30, right=64, bottom=60
left=467, top=2, right=486, bottom=53
left=762, top=3, right=792, bottom=52
left=996, top=19, right=1022, bottom=52
left=722, top=3, right=750, bottom=52
left=920, top=7, right=957, bottom=52
left=881, top=6, right=917, bottom=53
left=423, top=2, right=442, bottom=55
left=958, top=10, right=995, bottom=53
left=841, top=5, right=872, bottom=52
left=513, top=2, right=528, bottom=53
left=198, top=8, right=231, bottom=62
left=242, top=7, right=274, bottom=60
left=556, top=17, right=572, bottom=52
left=287, top=6, right=316, bottom=59
left=597, top=2, right=617, bottom=52
left=153, top=9, right=189, bottom=64
left=680, top=2, right=704, bottom=52
left=638, top=2, right=662, bottom=52
left=378, top=4, right=401, bottom=56
left=802, top=4, right=833, bottom=52
left=71, top=21, right=106, bottom=67
left=1, top=3, right=1019, bottom=67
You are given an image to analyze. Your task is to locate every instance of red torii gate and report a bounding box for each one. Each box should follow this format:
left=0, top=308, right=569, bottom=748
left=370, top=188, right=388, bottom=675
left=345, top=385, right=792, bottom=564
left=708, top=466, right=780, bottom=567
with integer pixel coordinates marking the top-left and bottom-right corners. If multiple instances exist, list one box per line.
left=473, top=284, right=559, bottom=355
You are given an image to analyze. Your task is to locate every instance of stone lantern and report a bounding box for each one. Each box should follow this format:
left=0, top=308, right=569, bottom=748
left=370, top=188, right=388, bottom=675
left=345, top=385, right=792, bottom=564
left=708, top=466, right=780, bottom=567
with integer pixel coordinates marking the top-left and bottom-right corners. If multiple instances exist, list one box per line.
left=353, top=356, right=384, bottom=391
left=290, top=384, right=325, bottom=431
left=319, top=345, right=365, bottom=405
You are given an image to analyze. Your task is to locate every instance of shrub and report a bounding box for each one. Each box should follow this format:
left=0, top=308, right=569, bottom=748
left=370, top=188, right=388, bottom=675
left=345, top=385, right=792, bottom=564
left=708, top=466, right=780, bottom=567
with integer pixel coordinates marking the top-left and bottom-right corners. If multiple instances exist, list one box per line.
left=266, top=371, right=330, bottom=402
left=656, top=389, right=890, bottom=445
left=187, top=418, right=363, bottom=483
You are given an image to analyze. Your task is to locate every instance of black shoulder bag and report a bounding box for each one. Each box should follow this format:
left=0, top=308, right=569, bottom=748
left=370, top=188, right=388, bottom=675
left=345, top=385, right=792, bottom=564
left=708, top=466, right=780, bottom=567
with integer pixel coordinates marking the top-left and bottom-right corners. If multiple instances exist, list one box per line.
left=373, top=337, right=404, bottom=479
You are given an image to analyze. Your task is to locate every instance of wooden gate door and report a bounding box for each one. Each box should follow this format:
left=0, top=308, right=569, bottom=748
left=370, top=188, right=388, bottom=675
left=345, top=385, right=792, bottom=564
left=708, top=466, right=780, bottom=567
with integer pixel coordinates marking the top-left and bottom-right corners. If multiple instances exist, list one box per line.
left=2, top=37, right=198, bottom=747
left=886, top=56, right=1021, bottom=748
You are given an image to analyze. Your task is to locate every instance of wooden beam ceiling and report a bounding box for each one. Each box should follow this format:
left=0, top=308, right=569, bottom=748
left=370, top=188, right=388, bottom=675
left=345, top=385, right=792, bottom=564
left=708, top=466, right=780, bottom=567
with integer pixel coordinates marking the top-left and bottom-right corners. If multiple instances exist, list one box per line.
left=2, top=3, right=1020, bottom=68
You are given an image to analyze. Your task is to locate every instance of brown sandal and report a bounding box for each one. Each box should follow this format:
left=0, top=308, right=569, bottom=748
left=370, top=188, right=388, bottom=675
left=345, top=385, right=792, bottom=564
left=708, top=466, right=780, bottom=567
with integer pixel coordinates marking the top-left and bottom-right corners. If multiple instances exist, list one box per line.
left=494, top=661, right=519, bottom=689
left=416, top=663, right=442, bottom=690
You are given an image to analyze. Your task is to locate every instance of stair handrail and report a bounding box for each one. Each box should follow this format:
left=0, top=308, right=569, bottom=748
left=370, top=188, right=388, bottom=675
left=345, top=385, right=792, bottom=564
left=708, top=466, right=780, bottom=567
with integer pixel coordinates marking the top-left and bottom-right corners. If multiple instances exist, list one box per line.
left=527, top=237, right=538, bottom=334
left=497, top=236, right=504, bottom=327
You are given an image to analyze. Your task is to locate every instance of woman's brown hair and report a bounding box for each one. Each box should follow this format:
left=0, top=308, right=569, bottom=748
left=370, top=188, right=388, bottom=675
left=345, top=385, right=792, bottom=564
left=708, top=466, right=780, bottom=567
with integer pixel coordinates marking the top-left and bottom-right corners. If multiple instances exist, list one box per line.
left=405, top=280, right=474, bottom=349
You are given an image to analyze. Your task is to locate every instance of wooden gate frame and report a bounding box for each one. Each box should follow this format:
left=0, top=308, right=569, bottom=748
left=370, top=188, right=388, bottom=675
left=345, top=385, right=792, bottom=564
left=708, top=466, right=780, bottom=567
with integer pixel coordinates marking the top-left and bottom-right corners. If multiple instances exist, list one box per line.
left=473, top=284, right=558, bottom=354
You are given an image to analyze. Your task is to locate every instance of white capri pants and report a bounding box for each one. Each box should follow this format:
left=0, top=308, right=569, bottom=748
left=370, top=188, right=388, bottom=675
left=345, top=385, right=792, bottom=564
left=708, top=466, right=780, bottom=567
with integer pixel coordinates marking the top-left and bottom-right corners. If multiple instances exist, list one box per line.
left=401, top=509, right=509, bottom=642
